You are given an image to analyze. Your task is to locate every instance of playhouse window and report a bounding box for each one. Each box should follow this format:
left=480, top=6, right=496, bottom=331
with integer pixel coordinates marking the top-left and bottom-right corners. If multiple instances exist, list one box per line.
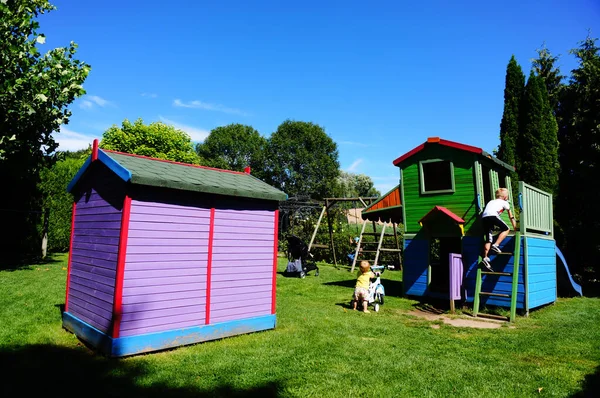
left=419, top=160, right=455, bottom=194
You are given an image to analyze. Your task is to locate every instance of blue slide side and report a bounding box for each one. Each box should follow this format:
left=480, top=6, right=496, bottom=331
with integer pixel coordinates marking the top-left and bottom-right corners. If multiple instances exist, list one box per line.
left=556, top=246, right=583, bottom=296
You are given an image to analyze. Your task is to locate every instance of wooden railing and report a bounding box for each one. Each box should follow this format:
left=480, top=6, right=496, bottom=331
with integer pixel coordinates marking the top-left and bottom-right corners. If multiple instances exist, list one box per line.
left=518, top=181, right=553, bottom=237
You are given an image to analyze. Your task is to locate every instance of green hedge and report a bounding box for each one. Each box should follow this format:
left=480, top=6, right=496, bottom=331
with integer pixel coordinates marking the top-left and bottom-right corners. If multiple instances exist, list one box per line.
left=39, top=157, right=85, bottom=252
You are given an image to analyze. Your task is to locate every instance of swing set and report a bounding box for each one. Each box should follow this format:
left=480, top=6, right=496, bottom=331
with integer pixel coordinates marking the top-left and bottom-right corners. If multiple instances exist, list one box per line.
left=307, top=196, right=403, bottom=270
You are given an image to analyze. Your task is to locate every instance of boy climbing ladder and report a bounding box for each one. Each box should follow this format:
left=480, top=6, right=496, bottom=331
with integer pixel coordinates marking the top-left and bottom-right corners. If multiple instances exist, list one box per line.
left=481, top=188, right=517, bottom=271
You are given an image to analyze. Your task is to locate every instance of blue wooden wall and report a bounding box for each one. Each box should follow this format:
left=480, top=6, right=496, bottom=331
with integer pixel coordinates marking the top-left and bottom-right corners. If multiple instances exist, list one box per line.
left=403, top=237, right=428, bottom=296
left=463, top=235, right=525, bottom=309
left=403, top=234, right=556, bottom=312
left=526, top=237, right=556, bottom=309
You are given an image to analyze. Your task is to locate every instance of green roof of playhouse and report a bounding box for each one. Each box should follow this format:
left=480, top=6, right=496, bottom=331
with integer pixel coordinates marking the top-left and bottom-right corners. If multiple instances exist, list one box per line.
left=67, top=142, right=287, bottom=202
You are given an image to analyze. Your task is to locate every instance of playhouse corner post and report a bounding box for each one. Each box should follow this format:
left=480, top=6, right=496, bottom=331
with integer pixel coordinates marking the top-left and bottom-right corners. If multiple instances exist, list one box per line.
left=112, top=194, right=131, bottom=338
left=272, top=209, right=279, bottom=314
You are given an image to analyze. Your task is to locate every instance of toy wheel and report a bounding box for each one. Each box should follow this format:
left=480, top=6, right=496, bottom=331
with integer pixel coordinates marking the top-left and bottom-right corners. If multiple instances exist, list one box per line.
left=300, top=271, right=306, bottom=279
left=315, top=269, right=319, bottom=276
left=378, top=293, right=384, bottom=305
left=374, top=303, right=380, bottom=312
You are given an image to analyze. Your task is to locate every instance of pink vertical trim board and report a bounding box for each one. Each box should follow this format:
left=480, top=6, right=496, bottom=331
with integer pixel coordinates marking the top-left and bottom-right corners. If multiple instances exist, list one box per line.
left=205, top=208, right=216, bottom=324
left=112, top=195, right=131, bottom=338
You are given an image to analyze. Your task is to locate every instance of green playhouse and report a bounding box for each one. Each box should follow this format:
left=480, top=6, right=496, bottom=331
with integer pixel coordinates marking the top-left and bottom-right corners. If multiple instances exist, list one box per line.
left=363, top=137, right=582, bottom=321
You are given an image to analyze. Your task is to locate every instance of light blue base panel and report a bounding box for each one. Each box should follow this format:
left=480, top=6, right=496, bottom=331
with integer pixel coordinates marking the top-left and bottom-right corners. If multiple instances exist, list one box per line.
left=527, top=236, right=557, bottom=309
left=63, top=312, right=276, bottom=357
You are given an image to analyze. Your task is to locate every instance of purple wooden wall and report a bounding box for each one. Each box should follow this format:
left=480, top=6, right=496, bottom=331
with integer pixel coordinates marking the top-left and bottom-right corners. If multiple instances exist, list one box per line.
left=69, top=168, right=124, bottom=334
left=119, top=200, right=211, bottom=337
left=449, top=253, right=463, bottom=301
left=210, top=207, right=275, bottom=323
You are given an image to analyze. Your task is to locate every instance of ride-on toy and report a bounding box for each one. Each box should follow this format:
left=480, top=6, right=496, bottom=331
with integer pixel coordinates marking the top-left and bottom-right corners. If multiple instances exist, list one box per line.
left=368, top=265, right=386, bottom=312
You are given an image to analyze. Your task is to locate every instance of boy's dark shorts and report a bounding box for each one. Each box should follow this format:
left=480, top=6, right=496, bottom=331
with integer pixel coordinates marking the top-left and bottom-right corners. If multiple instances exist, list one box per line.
left=482, top=215, right=509, bottom=243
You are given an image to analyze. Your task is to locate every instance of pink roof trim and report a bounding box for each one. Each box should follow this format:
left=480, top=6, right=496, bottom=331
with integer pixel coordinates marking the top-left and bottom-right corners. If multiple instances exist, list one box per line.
left=392, top=137, right=483, bottom=166
left=418, top=206, right=465, bottom=225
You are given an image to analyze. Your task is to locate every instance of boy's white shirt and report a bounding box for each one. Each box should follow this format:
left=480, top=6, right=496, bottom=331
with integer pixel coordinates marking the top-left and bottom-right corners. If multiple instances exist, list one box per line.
left=482, top=198, right=510, bottom=217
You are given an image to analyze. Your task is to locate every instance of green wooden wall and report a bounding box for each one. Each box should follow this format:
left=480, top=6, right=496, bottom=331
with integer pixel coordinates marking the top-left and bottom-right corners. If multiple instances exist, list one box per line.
left=400, top=145, right=479, bottom=235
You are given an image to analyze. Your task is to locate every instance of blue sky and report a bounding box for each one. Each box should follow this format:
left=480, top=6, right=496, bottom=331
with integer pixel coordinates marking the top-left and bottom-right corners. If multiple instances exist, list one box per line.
left=42, top=0, right=599, bottom=194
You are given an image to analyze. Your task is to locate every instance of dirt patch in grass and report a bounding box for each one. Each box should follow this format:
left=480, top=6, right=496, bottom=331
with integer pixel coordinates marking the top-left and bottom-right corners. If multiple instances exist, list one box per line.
left=407, top=308, right=513, bottom=329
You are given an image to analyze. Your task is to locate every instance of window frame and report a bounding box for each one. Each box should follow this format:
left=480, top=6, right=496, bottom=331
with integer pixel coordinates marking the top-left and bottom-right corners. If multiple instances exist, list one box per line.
left=419, top=159, right=456, bottom=195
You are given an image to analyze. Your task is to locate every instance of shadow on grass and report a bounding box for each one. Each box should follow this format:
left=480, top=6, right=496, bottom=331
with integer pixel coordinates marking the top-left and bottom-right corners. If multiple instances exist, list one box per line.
left=0, top=253, right=64, bottom=272
left=570, top=364, right=600, bottom=397
left=0, top=344, right=282, bottom=397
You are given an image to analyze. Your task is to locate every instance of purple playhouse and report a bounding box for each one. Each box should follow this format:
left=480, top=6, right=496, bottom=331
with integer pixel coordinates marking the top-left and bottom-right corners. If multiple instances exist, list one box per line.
left=62, top=141, right=287, bottom=357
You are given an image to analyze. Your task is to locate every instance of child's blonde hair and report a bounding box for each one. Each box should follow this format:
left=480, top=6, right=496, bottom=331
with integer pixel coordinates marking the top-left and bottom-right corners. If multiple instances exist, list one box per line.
left=359, top=260, right=370, bottom=273
left=495, top=188, right=509, bottom=199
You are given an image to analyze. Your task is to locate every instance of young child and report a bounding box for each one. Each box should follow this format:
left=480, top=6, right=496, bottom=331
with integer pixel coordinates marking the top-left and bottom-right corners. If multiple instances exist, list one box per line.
left=352, top=260, right=375, bottom=313
left=481, top=187, right=517, bottom=271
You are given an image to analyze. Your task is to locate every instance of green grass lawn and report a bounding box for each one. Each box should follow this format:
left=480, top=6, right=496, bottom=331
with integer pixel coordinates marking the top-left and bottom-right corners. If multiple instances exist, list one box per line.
left=1, top=254, right=598, bottom=397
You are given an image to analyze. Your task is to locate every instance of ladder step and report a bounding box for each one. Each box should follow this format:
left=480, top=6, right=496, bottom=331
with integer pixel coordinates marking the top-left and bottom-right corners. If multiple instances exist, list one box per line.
left=479, top=292, right=511, bottom=298
left=491, top=252, right=513, bottom=255
left=360, top=250, right=379, bottom=253
left=378, top=248, right=402, bottom=252
left=482, top=271, right=512, bottom=276
left=360, top=233, right=396, bottom=236
left=310, top=244, right=328, bottom=249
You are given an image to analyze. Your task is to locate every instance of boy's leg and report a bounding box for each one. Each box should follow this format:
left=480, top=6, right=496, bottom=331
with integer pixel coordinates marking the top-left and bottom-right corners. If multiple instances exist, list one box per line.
left=483, top=242, right=491, bottom=259
left=362, top=300, right=370, bottom=313
left=492, top=216, right=511, bottom=248
left=495, top=229, right=510, bottom=246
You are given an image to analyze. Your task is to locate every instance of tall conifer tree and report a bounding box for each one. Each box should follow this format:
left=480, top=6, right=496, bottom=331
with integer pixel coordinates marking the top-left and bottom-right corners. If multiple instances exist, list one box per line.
left=518, top=72, right=559, bottom=195
left=497, top=56, right=525, bottom=204
left=532, top=44, right=564, bottom=114
left=498, top=56, right=525, bottom=169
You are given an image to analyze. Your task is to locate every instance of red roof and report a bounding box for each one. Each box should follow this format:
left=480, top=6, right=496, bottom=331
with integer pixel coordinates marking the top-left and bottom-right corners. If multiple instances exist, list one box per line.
left=393, top=137, right=483, bottom=166
left=418, top=206, right=465, bottom=225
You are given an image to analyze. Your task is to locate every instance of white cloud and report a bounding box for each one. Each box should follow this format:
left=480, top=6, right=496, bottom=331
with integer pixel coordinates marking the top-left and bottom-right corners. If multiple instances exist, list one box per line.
left=88, top=95, right=111, bottom=107
left=173, top=99, right=248, bottom=116
left=141, top=93, right=158, bottom=98
left=79, top=100, right=93, bottom=110
left=158, top=116, right=210, bottom=142
left=346, top=158, right=363, bottom=172
left=339, top=140, right=371, bottom=147
left=53, top=127, right=95, bottom=152
left=79, top=95, right=114, bottom=109
left=371, top=175, right=400, bottom=195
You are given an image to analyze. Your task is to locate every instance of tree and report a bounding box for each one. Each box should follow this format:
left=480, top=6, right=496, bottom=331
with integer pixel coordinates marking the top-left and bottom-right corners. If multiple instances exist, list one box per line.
left=532, top=44, right=565, bottom=114
left=0, top=1, right=90, bottom=262
left=336, top=171, right=380, bottom=197
left=556, top=35, right=600, bottom=272
left=497, top=56, right=525, bottom=171
left=517, top=72, right=559, bottom=195
left=263, top=120, right=340, bottom=199
left=100, top=119, right=201, bottom=164
left=196, top=123, right=267, bottom=176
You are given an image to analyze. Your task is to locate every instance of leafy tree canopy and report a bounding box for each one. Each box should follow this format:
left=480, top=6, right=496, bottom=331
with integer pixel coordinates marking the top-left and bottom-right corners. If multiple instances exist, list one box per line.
left=336, top=171, right=380, bottom=198
left=100, top=118, right=201, bottom=164
left=264, top=120, right=340, bottom=199
left=196, top=123, right=266, bottom=175
left=0, top=0, right=90, bottom=261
